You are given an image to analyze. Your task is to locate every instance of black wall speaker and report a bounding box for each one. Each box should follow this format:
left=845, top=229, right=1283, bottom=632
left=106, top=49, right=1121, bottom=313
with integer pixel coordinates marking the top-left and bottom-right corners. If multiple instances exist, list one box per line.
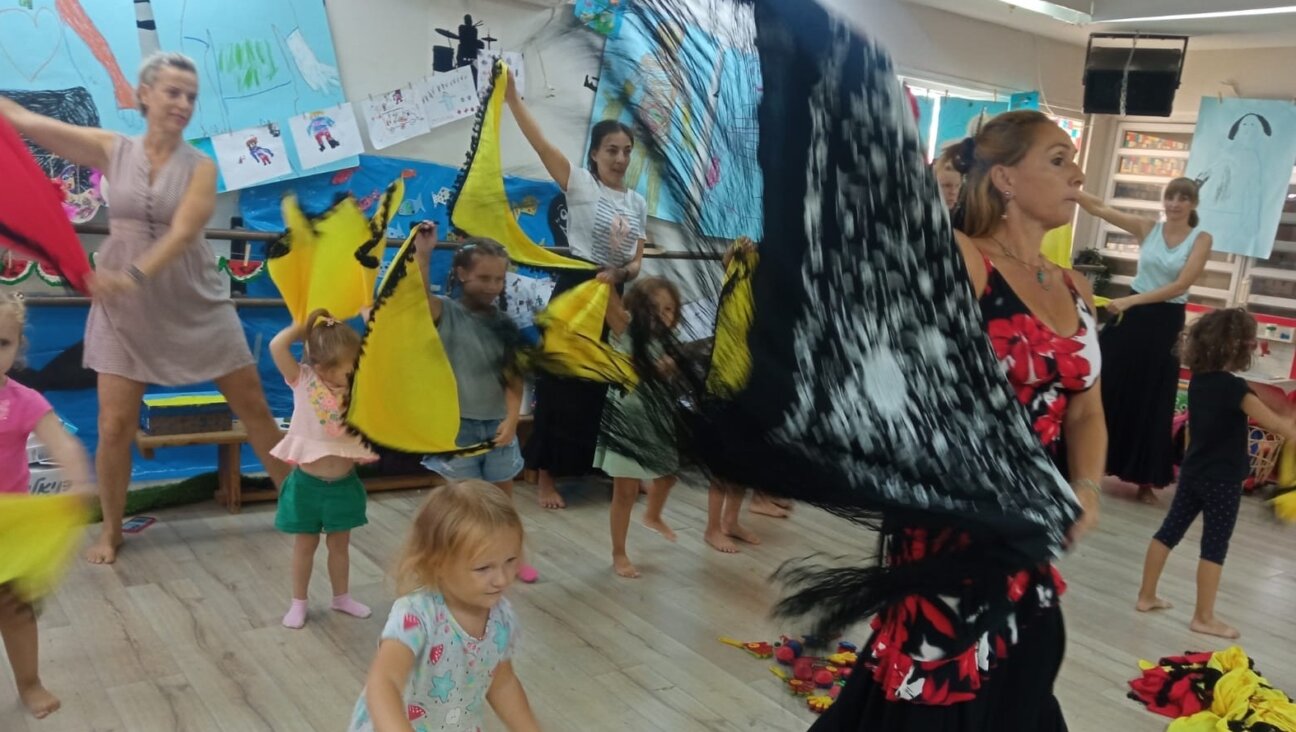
left=432, top=46, right=455, bottom=73
left=1083, top=34, right=1188, bottom=117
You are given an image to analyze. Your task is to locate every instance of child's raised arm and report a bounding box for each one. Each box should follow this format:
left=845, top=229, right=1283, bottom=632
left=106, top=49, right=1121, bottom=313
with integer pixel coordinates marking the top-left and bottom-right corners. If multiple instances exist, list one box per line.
left=268, top=323, right=305, bottom=385
left=363, top=640, right=418, bottom=732
left=33, top=413, right=90, bottom=496
left=413, top=221, right=444, bottom=324
left=1243, top=393, right=1296, bottom=443
left=486, top=660, right=542, bottom=732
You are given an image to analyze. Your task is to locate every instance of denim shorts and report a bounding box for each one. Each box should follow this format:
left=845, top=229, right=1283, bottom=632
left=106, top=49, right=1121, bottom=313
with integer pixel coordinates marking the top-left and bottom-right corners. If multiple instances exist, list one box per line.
left=423, top=418, right=524, bottom=484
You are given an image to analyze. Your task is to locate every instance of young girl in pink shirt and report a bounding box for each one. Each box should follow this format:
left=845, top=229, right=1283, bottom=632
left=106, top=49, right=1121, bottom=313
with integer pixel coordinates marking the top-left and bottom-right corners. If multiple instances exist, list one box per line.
left=0, top=294, right=89, bottom=718
left=269, top=309, right=378, bottom=629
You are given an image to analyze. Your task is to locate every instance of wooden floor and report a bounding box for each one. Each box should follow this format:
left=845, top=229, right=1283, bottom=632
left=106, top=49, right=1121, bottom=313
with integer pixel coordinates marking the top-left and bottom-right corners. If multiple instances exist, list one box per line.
left=4, top=476, right=1296, bottom=731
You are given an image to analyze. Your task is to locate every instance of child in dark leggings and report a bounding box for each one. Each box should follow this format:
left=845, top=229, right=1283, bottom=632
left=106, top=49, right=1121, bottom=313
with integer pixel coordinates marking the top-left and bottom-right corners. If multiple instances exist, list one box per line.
left=1137, top=309, right=1296, bottom=639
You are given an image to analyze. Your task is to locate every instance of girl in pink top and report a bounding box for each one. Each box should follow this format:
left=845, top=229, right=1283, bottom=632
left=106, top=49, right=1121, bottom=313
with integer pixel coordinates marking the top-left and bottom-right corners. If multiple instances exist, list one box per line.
left=268, top=309, right=377, bottom=629
left=0, top=294, right=89, bottom=719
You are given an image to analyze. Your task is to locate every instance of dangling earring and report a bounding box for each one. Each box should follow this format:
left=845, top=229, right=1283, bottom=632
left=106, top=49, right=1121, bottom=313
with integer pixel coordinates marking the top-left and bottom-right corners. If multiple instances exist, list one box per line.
left=1001, top=190, right=1014, bottom=220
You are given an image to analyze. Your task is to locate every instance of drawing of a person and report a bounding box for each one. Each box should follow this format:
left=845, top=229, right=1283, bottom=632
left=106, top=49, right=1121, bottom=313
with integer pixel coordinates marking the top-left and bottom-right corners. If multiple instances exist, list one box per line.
left=1194, top=112, right=1270, bottom=251
left=308, top=111, right=341, bottom=151
left=246, top=136, right=274, bottom=166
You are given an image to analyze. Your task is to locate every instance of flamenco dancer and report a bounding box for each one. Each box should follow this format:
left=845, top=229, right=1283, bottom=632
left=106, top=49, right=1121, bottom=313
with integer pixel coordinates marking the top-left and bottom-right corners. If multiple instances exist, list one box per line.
left=579, top=1, right=1102, bottom=729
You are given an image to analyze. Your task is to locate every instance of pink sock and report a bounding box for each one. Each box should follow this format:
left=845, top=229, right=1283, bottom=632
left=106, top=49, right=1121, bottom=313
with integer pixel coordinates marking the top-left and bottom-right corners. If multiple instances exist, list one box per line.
left=282, top=599, right=308, bottom=629
left=331, top=593, right=371, bottom=619
left=517, top=563, right=539, bottom=584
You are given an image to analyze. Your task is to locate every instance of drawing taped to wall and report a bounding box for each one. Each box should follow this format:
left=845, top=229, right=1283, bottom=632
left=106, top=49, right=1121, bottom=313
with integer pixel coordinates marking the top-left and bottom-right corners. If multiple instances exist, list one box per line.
left=210, top=123, right=292, bottom=191
left=1185, top=97, right=1296, bottom=258
left=288, top=103, right=364, bottom=168
left=361, top=85, right=432, bottom=150
left=474, top=50, right=524, bottom=100
left=0, top=0, right=141, bottom=221
left=0, top=0, right=140, bottom=131
left=574, top=0, right=626, bottom=37
left=150, top=0, right=345, bottom=138
left=421, top=66, right=479, bottom=130
left=935, top=98, right=1010, bottom=152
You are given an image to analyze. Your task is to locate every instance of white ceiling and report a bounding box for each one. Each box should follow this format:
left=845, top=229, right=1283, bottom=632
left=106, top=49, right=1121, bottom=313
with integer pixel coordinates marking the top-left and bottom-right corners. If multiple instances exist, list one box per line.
left=905, top=0, right=1296, bottom=49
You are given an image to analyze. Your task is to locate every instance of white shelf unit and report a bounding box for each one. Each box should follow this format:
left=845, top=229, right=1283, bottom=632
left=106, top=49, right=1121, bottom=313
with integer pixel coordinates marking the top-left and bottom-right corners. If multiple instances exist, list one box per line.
left=1091, top=121, right=1296, bottom=311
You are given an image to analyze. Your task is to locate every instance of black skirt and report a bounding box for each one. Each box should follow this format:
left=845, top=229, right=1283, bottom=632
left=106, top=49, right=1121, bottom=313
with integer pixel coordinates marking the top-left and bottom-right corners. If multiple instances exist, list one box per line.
left=1099, top=298, right=1186, bottom=487
left=523, top=269, right=615, bottom=477
left=809, top=606, right=1068, bottom=732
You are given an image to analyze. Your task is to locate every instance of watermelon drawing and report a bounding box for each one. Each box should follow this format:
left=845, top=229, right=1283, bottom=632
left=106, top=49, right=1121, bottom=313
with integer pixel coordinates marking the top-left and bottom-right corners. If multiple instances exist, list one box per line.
left=0, top=255, right=34, bottom=285
left=34, top=261, right=66, bottom=287
left=219, top=257, right=266, bottom=283
left=429, top=644, right=444, bottom=665
left=407, top=704, right=427, bottom=721
left=403, top=612, right=422, bottom=631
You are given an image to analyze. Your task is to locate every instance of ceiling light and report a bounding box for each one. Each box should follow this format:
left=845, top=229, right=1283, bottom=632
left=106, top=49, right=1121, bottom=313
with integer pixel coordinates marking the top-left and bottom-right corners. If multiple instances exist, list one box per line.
left=998, top=0, right=1093, bottom=25
left=1104, top=5, right=1296, bottom=23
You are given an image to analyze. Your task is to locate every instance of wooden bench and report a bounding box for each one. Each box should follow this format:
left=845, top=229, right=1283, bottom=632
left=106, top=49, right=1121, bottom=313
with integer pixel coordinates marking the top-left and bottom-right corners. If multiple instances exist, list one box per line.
left=134, top=422, right=436, bottom=514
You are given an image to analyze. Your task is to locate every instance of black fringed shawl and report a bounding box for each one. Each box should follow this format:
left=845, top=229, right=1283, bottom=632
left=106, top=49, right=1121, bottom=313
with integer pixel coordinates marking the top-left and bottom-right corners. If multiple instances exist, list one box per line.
left=584, top=0, right=1083, bottom=638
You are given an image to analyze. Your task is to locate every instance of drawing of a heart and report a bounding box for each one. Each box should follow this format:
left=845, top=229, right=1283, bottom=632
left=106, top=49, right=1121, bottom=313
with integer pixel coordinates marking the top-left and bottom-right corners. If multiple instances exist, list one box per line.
left=0, top=8, right=63, bottom=82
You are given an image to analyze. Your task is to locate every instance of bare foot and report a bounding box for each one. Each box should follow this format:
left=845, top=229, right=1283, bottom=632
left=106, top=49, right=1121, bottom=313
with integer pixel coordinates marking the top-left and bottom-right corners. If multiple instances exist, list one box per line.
left=643, top=517, right=677, bottom=542
left=536, top=484, right=566, bottom=510
left=1136, top=596, right=1174, bottom=612
left=724, top=522, right=762, bottom=546
left=704, top=528, right=740, bottom=553
left=1137, top=486, right=1160, bottom=505
left=1190, top=617, right=1240, bottom=639
left=84, top=532, right=123, bottom=565
left=749, top=494, right=791, bottom=518
left=19, top=682, right=60, bottom=719
left=613, top=554, right=640, bottom=578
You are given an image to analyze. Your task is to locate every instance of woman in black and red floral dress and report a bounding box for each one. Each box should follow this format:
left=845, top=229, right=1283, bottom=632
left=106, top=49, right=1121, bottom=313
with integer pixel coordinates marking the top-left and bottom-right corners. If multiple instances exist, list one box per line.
left=811, top=112, right=1106, bottom=731
left=563, top=2, right=1102, bottom=726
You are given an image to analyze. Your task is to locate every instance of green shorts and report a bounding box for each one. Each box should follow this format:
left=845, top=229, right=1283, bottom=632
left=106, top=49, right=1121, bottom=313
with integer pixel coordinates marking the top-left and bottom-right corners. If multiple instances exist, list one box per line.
left=274, top=468, right=368, bottom=534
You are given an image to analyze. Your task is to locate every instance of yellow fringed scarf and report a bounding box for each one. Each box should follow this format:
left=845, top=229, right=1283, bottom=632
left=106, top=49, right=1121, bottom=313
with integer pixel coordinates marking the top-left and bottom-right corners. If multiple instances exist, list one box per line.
left=269, top=179, right=404, bottom=323
left=346, top=231, right=490, bottom=456
left=532, top=279, right=637, bottom=388
left=0, top=493, right=89, bottom=601
left=450, top=61, right=595, bottom=271
left=706, top=247, right=757, bottom=398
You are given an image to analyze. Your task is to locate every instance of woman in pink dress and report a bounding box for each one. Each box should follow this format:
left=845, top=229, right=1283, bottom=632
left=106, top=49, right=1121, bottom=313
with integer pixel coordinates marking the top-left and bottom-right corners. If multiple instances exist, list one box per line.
left=0, top=52, right=288, bottom=564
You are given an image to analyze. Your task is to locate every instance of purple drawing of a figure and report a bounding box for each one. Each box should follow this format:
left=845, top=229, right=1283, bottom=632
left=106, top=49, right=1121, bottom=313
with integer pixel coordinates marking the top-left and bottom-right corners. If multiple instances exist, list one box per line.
left=246, top=136, right=274, bottom=166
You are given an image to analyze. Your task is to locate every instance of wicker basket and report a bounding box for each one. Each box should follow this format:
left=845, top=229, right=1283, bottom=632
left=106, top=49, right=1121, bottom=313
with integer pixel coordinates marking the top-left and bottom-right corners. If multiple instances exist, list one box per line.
left=1248, top=425, right=1285, bottom=487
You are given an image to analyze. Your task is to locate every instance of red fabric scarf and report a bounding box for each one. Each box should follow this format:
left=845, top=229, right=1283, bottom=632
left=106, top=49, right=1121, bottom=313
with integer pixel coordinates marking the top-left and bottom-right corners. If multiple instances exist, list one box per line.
left=0, top=116, right=91, bottom=294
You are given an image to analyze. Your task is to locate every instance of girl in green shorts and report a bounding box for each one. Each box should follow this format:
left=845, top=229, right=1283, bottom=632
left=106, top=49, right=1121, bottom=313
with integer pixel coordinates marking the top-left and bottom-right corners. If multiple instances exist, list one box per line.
left=269, top=309, right=378, bottom=629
